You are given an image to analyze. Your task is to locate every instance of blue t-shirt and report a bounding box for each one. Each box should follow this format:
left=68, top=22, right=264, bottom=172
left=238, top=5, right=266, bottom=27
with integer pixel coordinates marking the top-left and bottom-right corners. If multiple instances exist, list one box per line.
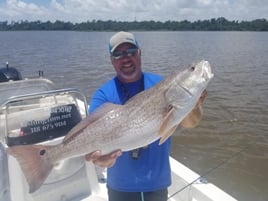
left=89, top=72, right=171, bottom=192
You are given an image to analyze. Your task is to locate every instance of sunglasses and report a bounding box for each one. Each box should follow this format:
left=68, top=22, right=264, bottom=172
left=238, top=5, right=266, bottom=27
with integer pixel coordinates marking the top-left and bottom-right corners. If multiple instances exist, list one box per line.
left=111, top=48, right=138, bottom=60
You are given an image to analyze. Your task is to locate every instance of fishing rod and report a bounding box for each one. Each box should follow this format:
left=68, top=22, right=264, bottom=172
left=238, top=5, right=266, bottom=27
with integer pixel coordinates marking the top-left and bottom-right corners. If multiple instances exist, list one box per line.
left=167, top=138, right=257, bottom=200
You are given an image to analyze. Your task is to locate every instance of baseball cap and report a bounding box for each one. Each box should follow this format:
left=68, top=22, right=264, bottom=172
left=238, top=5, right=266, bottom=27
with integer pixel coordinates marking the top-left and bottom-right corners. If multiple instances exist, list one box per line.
left=109, top=31, right=139, bottom=53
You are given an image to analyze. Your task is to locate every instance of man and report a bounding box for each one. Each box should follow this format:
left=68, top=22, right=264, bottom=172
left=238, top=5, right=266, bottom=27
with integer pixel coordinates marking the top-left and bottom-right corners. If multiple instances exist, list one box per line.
left=86, top=31, right=207, bottom=201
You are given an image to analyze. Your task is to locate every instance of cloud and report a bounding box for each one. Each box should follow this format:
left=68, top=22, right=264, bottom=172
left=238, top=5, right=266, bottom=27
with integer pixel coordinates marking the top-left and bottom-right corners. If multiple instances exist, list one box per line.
left=50, top=0, right=65, bottom=12
left=0, top=0, right=267, bottom=22
left=0, top=0, right=46, bottom=21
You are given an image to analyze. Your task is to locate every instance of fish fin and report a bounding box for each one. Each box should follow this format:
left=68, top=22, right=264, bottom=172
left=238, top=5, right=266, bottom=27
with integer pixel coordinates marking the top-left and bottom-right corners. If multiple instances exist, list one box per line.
left=159, top=125, right=178, bottom=145
left=7, top=144, right=54, bottom=193
left=158, top=106, right=175, bottom=136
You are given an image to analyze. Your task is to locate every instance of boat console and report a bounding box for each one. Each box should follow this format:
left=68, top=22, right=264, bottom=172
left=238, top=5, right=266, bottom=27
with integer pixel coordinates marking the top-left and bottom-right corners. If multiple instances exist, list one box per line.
left=0, top=78, right=107, bottom=201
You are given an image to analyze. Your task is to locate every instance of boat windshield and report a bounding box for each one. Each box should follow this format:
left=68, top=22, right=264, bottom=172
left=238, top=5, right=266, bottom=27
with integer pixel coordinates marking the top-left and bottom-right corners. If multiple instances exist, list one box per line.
left=0, top=88, right=87, bottom=146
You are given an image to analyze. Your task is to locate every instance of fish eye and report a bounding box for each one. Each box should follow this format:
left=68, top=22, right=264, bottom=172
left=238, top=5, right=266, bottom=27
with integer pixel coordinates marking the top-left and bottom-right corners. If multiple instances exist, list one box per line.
left=190, top=66, right=195, bottom=71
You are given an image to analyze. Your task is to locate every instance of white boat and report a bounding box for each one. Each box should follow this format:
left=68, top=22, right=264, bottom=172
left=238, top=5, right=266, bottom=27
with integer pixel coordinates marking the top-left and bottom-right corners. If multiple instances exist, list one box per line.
left=0, top=65, right=238, bottom=201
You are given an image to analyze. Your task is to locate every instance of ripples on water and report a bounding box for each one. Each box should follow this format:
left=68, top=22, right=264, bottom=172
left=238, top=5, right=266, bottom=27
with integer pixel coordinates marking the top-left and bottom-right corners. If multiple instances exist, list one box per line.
left=0, top=31, right=267, bottom=201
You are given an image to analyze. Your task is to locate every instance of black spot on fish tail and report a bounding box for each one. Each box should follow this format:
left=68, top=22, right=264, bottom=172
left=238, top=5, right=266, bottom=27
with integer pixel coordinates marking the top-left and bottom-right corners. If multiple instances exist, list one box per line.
left=39, top=149, right=46, bottom=155
left=7, top=144, right=54, bottom=193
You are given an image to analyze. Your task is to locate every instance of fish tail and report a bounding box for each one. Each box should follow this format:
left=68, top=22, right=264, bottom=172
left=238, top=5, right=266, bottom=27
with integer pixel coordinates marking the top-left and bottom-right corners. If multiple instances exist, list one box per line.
left=7, top=144, right=54, bottom=193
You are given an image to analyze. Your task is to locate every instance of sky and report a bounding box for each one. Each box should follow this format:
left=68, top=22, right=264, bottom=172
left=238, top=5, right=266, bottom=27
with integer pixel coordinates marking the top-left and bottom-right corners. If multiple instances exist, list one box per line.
left=0, top=0, right=267, bottom=23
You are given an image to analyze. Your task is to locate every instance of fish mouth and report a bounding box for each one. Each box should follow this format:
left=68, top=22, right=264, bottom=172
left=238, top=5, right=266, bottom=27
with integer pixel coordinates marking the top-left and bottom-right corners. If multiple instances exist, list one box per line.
left=201, top=60, right=214, bottom=81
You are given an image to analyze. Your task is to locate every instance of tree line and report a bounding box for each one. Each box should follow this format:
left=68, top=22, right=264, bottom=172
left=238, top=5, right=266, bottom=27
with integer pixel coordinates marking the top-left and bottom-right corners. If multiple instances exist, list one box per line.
left=0, top=17, right=268, bottom=31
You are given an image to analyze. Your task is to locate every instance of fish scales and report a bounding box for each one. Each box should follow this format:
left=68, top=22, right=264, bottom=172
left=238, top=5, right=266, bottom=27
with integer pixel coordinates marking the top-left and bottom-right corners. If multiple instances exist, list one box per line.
left=56, top=85, right=168, bottom=159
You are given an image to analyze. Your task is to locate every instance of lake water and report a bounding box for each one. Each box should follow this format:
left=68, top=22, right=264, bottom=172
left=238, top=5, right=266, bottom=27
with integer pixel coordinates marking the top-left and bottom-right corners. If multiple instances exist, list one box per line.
left=1, top=31, right=268, bottom=201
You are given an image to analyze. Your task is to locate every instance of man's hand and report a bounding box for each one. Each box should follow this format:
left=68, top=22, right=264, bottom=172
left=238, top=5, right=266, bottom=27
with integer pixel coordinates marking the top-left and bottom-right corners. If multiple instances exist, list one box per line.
left=180, top=90, right=208, bottom=128
left=85, top=149, right=122, bottom=168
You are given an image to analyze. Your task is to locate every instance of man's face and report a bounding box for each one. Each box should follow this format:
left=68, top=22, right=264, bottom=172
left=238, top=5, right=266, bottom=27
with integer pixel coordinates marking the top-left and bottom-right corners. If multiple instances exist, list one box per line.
left=111, top=43, right=142, bottom=83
